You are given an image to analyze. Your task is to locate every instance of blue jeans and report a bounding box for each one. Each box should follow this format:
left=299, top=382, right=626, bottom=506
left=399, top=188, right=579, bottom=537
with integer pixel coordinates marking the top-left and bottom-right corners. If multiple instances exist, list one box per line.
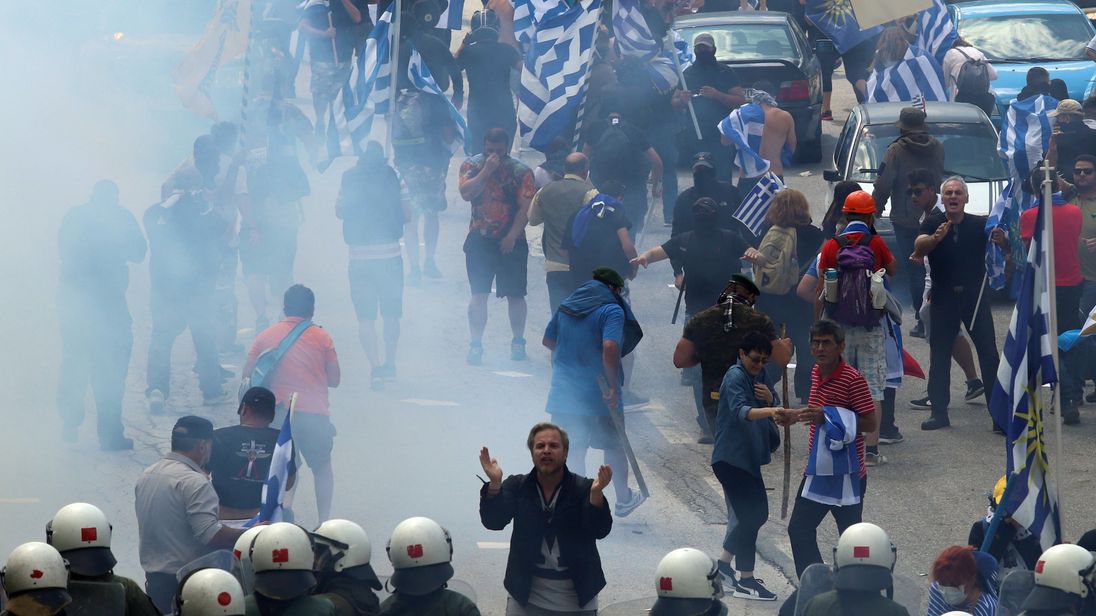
left=648, top=121, right=680, bottom=222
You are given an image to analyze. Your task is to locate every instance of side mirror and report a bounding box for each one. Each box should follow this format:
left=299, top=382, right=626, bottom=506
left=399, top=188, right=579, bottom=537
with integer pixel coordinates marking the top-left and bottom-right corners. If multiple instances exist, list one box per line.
left=823, top=169, right=841, bottom=182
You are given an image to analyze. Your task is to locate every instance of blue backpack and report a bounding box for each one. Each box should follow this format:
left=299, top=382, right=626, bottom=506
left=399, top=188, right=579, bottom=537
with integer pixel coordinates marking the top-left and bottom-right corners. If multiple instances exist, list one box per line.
left=238, top=320, right=313, bottom=399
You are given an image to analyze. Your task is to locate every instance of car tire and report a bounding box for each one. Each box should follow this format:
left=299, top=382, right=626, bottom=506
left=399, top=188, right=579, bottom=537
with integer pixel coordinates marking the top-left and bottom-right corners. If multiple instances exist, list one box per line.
left=795, top=120, right=823, bottom=164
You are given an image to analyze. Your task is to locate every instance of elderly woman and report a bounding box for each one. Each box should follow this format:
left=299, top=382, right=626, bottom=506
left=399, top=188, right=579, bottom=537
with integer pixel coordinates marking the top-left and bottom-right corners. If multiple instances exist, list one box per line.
left=926, top=545, right=999, bottom=616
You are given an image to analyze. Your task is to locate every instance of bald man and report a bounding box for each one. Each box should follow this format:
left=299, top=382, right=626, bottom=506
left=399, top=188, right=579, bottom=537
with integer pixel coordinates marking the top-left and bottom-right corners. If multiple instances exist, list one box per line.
left=529, top=153, right=598, bottom=312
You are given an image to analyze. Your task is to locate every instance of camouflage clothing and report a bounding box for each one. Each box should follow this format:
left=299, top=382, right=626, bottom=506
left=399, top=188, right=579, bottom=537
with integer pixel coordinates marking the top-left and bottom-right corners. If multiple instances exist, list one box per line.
left=683, top=302, right=776, bottom=420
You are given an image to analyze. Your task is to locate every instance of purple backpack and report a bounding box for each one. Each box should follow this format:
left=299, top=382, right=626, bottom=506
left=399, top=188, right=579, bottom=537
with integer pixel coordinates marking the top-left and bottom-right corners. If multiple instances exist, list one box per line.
left=831, top=234, right=882, bottom=328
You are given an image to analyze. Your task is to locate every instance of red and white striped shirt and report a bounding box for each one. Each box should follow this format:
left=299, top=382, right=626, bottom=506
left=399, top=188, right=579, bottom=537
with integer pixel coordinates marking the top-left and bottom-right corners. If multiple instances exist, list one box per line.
left=806, top=359, right=875, bottom=479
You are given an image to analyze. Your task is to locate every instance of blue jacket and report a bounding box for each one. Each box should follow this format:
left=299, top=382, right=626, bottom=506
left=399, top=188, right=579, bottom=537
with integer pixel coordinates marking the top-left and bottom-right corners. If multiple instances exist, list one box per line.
left=712, top=361, right=779, bottom=476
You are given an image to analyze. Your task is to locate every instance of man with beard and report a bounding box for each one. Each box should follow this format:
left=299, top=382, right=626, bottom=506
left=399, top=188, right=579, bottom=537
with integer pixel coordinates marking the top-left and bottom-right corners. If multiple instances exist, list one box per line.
left=670, top=153, right=748, bottom=240
left=479, top=423, right=614, bottom=614
left=683, top=33, right=745, bottom=182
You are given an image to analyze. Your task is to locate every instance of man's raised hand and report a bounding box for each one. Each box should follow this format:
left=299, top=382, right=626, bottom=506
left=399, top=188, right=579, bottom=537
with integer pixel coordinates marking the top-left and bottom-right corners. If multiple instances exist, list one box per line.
left=479, top=447, right=503, bottom=486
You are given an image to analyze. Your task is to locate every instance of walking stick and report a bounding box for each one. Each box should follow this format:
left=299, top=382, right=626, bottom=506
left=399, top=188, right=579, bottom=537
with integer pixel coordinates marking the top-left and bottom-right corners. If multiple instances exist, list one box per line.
left=671, top=282, right=685, bottom=324
left=780, top=324, right=792, bottom=520
left=598, top=376, right=650, bottom=498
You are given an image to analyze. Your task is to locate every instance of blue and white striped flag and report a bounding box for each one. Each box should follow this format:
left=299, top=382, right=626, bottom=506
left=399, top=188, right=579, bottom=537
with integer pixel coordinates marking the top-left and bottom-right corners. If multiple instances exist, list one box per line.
left=734, top=171, right=784, bottom=236
left=517, top=0, right=601, bottom=149
left=513, top=0, right=573, bottom=48
left=999, top=94, right=1058, bottom=184
left=435, top=0, right=466, bottom=29
left=916, top=0, right=958, bottom=65
left=249, top=407, right=298, bottom=525
left=866, top=46, right=947, bottom=104
left=613, top=0, right=689, bottom=90
left=408, top=48, right=467, bottom=152
left=802, top=406, right=861, bottom=507
left=321, top=7, right=393, bottom=170
left=718, top=103, right=771, bottom=179
left=988, top=198, right=1062, bottom=551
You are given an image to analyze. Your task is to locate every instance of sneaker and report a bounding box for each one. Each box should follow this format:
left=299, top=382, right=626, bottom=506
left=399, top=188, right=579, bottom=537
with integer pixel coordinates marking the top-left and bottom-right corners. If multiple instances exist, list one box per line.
left=878, top=430, right=904, bottom=445
left=622, top=390, right=650, bottom=407
left=865, top=451, right=887, bottom=466
left=663, top=221, right=673, bottom=227
left=992, top=422, right=1006, bottom=435
left=424, top=260, right=442, bottom=279
left=965, top=379, right=985, bottom=402
left=909, top=320, right=925, bottom=339
left=910, top=396, right=932, bottom=410
left=716, top=561, right=737, bottom=588
left=377, top=363, right=397, bottom=382
left=697, top=435, right=714, bottom=445
left=1064, top=404, right=1081, bottom=426
left=511, top=338, right=528, bottom=361
left=733, top=577, right=777, bottom=601
left=467, top=344, right=484, bottom=366
left=614, top=489, right=647, bottom=517
left=821, top=110, right=834, bottom=121
left=370, top=368, right=385, bottom=391
left=921, top=416, right=951, bottom=430
left=100, top=436, right=134, bottom=452
left=147, top=389, right=165, bottom=415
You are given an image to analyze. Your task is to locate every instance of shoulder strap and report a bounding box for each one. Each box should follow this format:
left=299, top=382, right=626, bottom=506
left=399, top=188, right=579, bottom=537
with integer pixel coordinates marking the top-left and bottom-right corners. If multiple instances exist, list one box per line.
left=269, top=320, right=314, bottom=364
left=956, top=47, right=974, bottom=61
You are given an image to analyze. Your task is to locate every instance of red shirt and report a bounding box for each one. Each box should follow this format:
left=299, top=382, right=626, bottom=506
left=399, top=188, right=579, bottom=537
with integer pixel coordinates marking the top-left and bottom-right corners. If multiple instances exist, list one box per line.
left=245, top=317, right=339, bottom=415
left=1020, top=203, right=1084, bottom=287
left=806, top=359, right=875, bottom=479
left=818, top=231, right=895, bottom=273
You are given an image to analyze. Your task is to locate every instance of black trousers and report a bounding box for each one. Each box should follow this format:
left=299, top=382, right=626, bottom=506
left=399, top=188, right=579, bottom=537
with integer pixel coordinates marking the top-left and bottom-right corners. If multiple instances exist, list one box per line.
left=1057, top=284, right=1084, bottom=405
left=788, top=475, right=867, bottom=578
left=56, top=302, right=132, bottom=444
left=713, top=462, right=768, bottom=572
left=927, top=286, right=999, bottom=420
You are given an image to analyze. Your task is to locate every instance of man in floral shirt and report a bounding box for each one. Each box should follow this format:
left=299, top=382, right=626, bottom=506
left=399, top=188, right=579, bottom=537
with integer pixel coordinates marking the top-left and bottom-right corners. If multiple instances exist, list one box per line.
left=459, top=128, right=536, bottom=365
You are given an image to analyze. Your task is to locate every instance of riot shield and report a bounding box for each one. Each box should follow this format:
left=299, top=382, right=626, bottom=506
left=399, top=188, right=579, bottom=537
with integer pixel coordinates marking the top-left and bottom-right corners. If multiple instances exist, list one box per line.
left=67, top=580, right=125, bottom=616
left=374, top=576, right=478, bottom=604
left=997, top=569, right=1036, bottom=616
left=794, top=563, right=835, bottom=616
left=233, top=557, right=256, bottom=595
left=176, top=549, right=235, bottom=583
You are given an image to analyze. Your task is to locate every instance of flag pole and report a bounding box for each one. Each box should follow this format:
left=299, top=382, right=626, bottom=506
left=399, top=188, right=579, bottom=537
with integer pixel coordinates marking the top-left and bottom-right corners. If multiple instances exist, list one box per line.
left=665, top=33, right=703, bottom=141
left=386, top=0, right=403, bottom=161
left=1041, top=160, right=1066, bottom=538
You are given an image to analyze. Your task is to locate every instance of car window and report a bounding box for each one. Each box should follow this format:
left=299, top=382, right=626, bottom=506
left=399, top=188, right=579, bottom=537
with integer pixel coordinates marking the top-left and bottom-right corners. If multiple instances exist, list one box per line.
left=850, top=122, right=1007, bottom=183
left=958, top=13, right=1093, bottom=61
left=834, top=112, right=857, bottom=171
left=677, top=24, right=797, bottom=61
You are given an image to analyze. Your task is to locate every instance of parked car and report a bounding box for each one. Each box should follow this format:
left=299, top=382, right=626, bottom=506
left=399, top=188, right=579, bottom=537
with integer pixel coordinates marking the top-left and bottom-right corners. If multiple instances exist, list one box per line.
left=949, top=0, right=1096, bottom=119
left=823, top=102, right=1007, bottom=247
left=674, top=10, right=824, bottom=163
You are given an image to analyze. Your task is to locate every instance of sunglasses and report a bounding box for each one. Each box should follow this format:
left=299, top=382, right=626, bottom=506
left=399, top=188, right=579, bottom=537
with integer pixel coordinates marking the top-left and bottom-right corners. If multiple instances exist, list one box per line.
left=906, top=187, right=928, bottom=196
left=1074, top=168, right=1095, bottom=176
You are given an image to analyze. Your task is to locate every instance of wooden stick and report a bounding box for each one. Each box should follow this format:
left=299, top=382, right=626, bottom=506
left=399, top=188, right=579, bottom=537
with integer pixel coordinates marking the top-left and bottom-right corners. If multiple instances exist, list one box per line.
left=780, top=324, right=791, bottom=520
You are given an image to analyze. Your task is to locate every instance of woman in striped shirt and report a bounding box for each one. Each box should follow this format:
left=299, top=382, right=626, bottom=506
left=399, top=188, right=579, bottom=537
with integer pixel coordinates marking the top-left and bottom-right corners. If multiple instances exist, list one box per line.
left=926, top=545, right=998, bottom=616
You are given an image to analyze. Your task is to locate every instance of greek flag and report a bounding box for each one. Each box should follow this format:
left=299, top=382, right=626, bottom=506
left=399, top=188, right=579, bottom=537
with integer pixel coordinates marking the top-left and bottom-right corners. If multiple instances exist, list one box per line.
left=435, top=0, right=465, bottom=29
left=866, top=46, right=947, bottom=104
left=513, top=0, right=574, bottom=48
left=1059, top=306, right=1096, bottom=350
left=517, top=0, right=602, bottom=149
left=250, top=410, right=297, bottom=525
left=320, top=7, right=393, bottom=170
left=733, top=171, right=784, bottom=237
left=999, top=94, right=1058, bottom=185
left=988, top=199, right=1062, bottom=550
left=718, top=103, right=770, bottom=178
left=804, top=0, right=883, bottom=55
left=613, top=0, right=690, bottom=90
left=408, top=49, right=467, bottom=152
left=916, top=0, right=958, bottom=65
left=802, top=406, right=862, bottom=506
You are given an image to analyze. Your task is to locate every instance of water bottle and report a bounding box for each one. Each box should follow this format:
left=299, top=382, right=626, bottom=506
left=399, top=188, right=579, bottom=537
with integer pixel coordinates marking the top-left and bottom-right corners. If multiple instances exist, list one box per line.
left=870, top=269, right=887, bottom=309
left=824, top=268, right=839, bottom=303
left=740, top=259, right=754, bottom=280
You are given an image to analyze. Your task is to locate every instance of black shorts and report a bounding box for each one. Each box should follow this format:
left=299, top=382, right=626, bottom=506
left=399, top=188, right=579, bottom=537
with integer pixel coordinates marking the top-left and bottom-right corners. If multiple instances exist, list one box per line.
left=550, top=412, right=622, bottom=451
left=842, top=38, right=876, bottom=85
left=290, top=412, right=336, bottom=469
left=464, top=233, right=528, bottom=298
left=348, top=257, right=404, bottom=320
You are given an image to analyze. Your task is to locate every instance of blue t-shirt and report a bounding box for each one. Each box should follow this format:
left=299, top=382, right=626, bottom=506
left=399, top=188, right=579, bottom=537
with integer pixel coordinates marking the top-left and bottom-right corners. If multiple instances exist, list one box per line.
left=544, top=304, right=625, bottom=416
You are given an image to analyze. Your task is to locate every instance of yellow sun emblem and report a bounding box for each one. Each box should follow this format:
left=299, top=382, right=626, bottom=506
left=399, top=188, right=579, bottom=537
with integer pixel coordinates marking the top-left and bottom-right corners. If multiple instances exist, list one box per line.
left=820, top=0, right=857, bottom=27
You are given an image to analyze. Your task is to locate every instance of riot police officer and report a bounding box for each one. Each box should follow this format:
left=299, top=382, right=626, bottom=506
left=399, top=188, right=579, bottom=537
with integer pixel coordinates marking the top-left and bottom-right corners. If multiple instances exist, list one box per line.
left=1, top=542, right=71, bottom=616
left=175, top=568, right=246, bottom=616
left=650, top=548, right=726, bottom=616
left=799, top=523, right=910, bottom=616
left=246, top=522, right=336, bottom=614
left=379, top=517, right=480, bottom=615
left=1018, top=544, right=1096, bottom=616
left=311, top=519, right=383, bottom=615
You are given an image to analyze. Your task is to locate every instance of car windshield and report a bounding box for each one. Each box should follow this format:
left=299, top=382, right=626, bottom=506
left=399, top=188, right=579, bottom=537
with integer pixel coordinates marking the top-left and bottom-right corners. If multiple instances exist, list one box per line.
left=850, top=122, right=1007, bottom=183
left=677, top=25, right=797, bottom=61
left=958, top=14, right=1092, bottom=61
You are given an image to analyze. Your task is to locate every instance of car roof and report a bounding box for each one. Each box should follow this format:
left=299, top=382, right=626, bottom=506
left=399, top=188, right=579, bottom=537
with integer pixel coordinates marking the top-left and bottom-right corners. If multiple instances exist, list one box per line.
left=855, top=102, right=991, bottom=125
left=673, top=11, right=793, bottom=27
left=951, top=0, right=1083, bottom=18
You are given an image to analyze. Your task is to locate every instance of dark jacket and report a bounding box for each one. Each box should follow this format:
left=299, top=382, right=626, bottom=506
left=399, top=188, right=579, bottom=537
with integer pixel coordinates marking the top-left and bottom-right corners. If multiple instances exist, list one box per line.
left=314, top=573, right=381, bottom=615
left=479, top=467, right=613, bottom=607
left=378, top=588, right=480, bottom=615
left=872, top=131, right=945, bottom=229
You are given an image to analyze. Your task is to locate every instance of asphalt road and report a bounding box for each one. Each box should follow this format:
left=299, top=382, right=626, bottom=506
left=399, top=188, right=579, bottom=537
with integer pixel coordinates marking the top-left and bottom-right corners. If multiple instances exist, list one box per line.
left=3, top=57, right=1096, bottom=616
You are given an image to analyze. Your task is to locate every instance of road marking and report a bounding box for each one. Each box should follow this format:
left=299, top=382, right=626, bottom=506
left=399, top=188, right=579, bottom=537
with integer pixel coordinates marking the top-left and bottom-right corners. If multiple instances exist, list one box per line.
left=237, top=328, right=254, bottom=336
left=477, top=542, right=510, bottom=550
left=0, top=498, right=40, bottom=504
left=400, top=399, right=460, bottom=407
left=654, top=424, right=693, bottom=445
left=491, top=371, right=533, bottom=378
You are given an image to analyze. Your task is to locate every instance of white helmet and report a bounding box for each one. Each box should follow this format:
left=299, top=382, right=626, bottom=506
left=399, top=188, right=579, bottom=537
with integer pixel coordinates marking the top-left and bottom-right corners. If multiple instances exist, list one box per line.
left=649, top=548, right=722, bottom=616
left=832, top=523, right=896, bottom=592
left=1, top=542, right=71, bottom=613
left=46, top=502, right=117, bottom=576
left=1021, top=544, right=1096, bottom=612
left=175, top=568, right=246, bottom=616
left=232, top=526, right=265, bottom=565
left=249, top=522, right=317, bottom=600
left=312, top=519, right=383, bottom=590
left=386, top=517, right=454, bottom=596
left=940, top=612, right=973, bottom=616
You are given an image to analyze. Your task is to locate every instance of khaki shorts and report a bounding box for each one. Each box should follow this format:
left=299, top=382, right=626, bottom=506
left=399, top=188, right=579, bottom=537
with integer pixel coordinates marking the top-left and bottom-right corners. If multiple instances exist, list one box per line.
left=843, top=325, right=886, bottom=401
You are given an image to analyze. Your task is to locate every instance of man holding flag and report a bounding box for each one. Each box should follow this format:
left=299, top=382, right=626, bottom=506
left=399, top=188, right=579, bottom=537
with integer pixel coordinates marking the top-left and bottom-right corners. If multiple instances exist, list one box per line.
left=300, top=0, right=368, bottom=139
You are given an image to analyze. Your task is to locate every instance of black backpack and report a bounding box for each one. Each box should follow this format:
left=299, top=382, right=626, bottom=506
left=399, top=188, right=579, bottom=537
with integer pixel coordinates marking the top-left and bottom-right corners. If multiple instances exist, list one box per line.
left=564, top=195, right=629, bottom=285
left=955, top=48, right=991, bottom=97
left=592, top=120, right=640, bottom=181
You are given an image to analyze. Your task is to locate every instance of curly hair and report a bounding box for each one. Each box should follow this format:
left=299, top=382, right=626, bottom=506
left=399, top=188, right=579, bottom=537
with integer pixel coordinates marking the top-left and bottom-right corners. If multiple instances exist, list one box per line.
left=931, top=545, right=978, bottom=589
left=765, top=189, right=813, bottom=228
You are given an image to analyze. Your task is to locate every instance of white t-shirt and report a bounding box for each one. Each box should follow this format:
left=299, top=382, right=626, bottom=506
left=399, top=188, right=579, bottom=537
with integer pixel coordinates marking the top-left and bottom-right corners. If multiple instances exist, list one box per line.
left=1087, top=33, right=1096, bottom=53
left=941, top=46, right=998, bottom=99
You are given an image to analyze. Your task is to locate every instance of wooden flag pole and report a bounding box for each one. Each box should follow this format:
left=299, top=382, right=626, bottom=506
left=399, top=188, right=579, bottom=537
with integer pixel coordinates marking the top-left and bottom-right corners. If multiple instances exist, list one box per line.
left=780, top=324, right=791, bottom=520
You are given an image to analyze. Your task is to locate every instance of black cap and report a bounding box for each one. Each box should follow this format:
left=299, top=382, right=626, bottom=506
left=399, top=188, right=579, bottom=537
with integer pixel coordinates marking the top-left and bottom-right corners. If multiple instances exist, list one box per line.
left=692, top=152, right=715, bottom=171
left=592, top=267, right=626, bottom=289
left=241, top=386, right=276, bottom=415
left=692, top=197, right=718, bottom=215
left=728, top=274, right=761, bottom=297
left=172, top=415, right=214, bottom=440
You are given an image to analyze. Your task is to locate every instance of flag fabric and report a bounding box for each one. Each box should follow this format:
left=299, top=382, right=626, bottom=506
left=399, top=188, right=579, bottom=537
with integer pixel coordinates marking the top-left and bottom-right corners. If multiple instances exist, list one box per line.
left=513, top=0, right=573, bottom=48
left=718, top=102, right=781, bottom=179
left=435, top=0, right=466, bottom=29
left=408, top=49, right=468, bottom=152
left=733, top=171, right=785, bottom=236
left=612, top=0, right=689, bottom=90
left=866, top=46, right=948, bottom=104
left=804, top=0, right=883, bottom=55
left=802, top=406, right=862, bottom=506
left=999, top=94, right=1058, bottom=185
left=517, top=0, right=602, bottom=149
left=1058, top=306, right=1096, bottom=350
left=988, top=198, right=1062, bottom=550
left=251, top=412, right=297, bottom=524
left=174, top=0, right=252, bottom=118
left=986, top=180, right=1019, bottom=290
left=912, top=93, right=926, bottom=111
left=916, top=0, right=958, bottom=65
